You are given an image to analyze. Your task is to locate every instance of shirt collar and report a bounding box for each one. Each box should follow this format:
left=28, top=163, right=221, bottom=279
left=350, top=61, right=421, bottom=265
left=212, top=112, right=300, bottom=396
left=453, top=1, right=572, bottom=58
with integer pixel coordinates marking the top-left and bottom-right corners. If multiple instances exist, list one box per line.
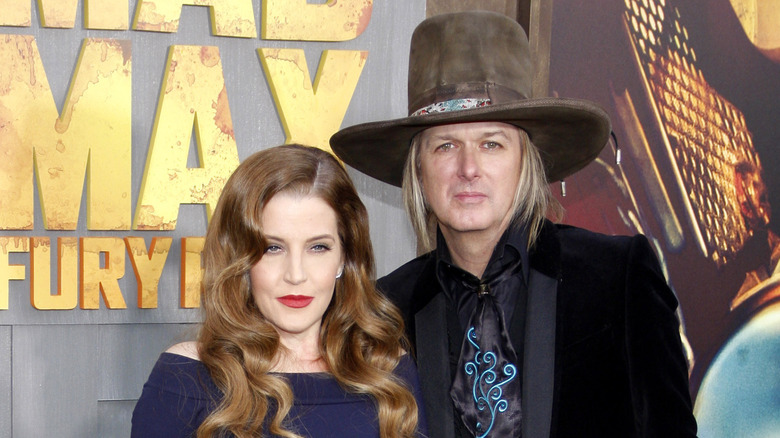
left=434, top=220, right=530, bottom=291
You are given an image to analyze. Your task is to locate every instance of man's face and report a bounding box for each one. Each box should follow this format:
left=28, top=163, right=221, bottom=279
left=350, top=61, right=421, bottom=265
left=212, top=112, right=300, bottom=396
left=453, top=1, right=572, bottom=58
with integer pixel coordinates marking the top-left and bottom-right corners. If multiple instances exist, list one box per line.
left=419, top=121, right=523, bottom=240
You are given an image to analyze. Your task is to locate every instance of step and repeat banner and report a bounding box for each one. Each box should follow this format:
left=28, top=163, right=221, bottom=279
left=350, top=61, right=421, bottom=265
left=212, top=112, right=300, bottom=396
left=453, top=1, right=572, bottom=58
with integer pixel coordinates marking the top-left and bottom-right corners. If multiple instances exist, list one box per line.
left=0, top=1, right=423, bottom=436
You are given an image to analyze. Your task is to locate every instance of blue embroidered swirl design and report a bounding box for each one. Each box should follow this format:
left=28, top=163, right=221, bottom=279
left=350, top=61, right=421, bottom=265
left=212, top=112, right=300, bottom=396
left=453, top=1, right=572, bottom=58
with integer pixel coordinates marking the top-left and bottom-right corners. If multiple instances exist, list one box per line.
left=464, top=326, right=517, bottom=438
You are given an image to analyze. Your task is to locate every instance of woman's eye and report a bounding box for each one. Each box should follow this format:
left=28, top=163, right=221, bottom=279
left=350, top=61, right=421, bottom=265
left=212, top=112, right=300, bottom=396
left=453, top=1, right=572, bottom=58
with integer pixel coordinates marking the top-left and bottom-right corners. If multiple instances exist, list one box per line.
left=310, top=244, right=331, bottom=252
left=264, top=245, right=282, bottom=254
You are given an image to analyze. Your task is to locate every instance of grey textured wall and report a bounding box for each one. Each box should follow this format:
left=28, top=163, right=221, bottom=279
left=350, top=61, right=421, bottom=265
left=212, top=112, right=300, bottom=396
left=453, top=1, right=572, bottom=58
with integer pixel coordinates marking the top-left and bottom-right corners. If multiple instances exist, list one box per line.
left=0, top=1, right=425, bottom=436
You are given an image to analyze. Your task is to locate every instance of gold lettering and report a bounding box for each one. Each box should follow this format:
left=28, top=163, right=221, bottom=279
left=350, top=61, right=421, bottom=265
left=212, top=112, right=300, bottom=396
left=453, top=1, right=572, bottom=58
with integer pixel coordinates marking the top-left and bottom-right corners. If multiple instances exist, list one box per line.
left=80, top=237, right=127, bottom=309
left=0, top=36, right=132, bottom=231
left=125, top=237, right=172, bottom=308
left=86, top=0, right=130, bottom=29
left=181, top=236, right=204, bottom=308
left=262, top=0, right=372, bottom=41
left=38, top=0, right=78, bottom=28
left=0, top=0, right=32, bottom=26
left=259, top=49, right=367, bottom=153
left=0, top=0, right=128, bottom=28
left=30, top=237, right=78, bottom=310
left=135, top=45, right=239, bottom=230
left=0, top=237, right=28, bottom=309
left=133, top=0, right=256, bottom=37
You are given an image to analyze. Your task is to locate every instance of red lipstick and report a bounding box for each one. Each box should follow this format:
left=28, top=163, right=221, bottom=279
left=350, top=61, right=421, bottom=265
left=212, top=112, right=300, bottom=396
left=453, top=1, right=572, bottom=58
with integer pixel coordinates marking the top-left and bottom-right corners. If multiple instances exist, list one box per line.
left=277, top=295, right=314, bottom=309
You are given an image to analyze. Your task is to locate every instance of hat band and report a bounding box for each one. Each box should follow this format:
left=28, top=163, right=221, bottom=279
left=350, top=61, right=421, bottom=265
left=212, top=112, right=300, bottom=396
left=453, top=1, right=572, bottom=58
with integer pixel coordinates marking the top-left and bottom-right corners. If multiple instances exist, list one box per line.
left=411, top=98, right=491, bottom=116
left=407, top=82, right=526, bottom=117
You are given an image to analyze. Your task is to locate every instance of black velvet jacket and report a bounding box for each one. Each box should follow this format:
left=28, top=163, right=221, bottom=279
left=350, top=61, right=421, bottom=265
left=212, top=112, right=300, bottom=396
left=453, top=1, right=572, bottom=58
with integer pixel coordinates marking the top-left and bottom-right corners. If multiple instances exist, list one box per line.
left=378, top=221, right=697, bottom=437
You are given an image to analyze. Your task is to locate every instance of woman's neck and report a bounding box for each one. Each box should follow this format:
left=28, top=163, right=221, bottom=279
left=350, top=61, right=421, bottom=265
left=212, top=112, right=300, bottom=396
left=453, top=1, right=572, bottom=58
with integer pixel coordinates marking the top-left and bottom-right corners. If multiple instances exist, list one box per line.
left=272, top=334, right=328, bottom=373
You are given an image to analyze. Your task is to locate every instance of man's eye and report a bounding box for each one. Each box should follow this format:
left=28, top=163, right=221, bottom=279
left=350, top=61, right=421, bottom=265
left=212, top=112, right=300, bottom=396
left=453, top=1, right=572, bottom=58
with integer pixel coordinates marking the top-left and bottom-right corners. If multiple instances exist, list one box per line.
left=483, top=141, right=501, bottom=149
left=436, top=142, right=455, bottom=151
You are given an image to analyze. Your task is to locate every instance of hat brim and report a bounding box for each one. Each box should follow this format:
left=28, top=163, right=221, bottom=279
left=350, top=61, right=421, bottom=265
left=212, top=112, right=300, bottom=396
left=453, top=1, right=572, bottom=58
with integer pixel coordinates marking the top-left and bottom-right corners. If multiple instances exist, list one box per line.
left=330, top=97, right=611, bottom=187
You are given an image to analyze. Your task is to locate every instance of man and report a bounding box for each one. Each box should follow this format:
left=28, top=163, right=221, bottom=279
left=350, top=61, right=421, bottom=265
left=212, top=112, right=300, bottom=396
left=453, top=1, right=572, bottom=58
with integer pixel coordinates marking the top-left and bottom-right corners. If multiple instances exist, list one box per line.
left=331, top=11, right=697, bottom=438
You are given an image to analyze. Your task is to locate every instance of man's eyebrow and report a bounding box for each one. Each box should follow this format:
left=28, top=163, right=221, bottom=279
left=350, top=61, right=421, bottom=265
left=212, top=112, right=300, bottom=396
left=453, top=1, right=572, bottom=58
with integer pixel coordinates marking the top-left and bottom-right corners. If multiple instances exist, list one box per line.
left=424, top=133, right=454, bottom=142
left=481, top=129, right=512, bottom=139
left=423, top=128, right=514, bottom=144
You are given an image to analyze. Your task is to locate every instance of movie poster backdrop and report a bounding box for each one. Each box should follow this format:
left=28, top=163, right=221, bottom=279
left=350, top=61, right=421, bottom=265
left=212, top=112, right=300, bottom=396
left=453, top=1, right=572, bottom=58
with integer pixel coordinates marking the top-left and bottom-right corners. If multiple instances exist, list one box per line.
left=548, top=0, right=780, bottom=436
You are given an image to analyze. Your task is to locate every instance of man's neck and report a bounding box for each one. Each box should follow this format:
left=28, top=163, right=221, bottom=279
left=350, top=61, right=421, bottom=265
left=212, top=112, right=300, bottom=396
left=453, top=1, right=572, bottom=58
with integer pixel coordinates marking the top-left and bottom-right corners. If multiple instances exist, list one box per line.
left=440, top=226, right=507, bottom=278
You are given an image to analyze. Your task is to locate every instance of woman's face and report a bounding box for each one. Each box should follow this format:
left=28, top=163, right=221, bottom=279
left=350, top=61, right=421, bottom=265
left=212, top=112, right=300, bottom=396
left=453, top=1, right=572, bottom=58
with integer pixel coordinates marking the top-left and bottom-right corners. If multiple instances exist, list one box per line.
left=249, top=192, right=344, bottom=345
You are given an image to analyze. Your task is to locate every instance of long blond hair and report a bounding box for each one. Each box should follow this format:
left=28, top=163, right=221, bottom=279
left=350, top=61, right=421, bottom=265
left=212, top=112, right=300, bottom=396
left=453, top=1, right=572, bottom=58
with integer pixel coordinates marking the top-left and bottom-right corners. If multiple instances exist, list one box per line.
left=197, top=144, right=419, bottom=437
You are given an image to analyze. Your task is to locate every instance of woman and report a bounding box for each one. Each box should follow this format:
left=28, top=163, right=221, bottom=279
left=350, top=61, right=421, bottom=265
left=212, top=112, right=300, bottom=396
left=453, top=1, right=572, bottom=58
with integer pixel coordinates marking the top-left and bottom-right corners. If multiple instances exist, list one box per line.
left=131, top=145, right=426, bottom=437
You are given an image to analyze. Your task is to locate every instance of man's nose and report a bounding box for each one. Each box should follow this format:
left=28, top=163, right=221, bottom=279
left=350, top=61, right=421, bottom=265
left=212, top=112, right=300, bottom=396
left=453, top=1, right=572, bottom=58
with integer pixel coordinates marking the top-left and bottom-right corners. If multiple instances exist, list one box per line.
left=457, top=146, right=480, bottom=180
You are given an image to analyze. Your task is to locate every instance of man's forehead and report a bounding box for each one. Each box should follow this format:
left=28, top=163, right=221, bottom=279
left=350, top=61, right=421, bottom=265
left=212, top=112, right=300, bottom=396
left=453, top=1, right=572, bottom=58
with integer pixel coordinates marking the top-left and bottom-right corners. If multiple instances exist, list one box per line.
left=420, top=121, right=522, bottom=141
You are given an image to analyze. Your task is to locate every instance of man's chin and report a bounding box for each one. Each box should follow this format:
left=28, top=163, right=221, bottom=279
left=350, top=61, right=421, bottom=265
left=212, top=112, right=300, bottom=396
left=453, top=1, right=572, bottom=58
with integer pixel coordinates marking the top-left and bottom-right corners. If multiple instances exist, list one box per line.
left=439, top=220, right=503, bottom=236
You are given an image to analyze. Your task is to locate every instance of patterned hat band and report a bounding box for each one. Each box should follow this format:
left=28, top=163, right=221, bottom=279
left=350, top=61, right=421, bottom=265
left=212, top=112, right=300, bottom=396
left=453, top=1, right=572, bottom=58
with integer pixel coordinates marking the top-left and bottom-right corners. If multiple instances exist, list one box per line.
left=407, top=82, right=527, bottom=117
left=411, top=98, right=492, bottom=116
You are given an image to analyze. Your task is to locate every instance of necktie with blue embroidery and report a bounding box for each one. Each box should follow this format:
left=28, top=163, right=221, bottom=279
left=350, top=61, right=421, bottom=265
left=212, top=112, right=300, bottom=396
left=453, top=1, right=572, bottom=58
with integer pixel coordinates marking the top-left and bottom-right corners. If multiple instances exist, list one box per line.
left=450, top=270, right=522, bottom=437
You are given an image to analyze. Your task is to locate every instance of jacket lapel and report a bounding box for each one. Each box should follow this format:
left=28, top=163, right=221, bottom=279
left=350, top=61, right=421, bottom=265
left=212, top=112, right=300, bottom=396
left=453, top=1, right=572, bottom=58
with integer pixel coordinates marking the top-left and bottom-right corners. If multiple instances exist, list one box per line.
left=520, top=267, right=558, bottom=437
left=415, top=292, right=456, bottom=438
left=518, top=220, right=562, bottom=437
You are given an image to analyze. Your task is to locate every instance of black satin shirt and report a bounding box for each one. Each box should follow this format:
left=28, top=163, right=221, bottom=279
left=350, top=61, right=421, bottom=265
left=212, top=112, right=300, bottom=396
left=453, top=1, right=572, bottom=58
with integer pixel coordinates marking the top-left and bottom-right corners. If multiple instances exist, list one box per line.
left=434, top=222, right=530, bottom=329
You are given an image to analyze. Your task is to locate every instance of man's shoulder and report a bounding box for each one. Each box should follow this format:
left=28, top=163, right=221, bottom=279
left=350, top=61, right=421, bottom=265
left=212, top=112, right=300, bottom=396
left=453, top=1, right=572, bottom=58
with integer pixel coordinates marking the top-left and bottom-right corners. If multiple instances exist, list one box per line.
left=548, top=223, right=657, bottom=275
left=376, top=252, right=442, bottom=316
left=552, top=223, right=640, bottom=252
left=533, top=222, right=652, bottom=272
left=377, top=252, right=435, bottom=294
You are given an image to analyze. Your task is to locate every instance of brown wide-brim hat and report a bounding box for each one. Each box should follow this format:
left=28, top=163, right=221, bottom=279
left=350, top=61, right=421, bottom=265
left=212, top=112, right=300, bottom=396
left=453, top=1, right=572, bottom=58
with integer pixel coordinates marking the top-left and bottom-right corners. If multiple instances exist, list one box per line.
left=330, top=10, right=612, bottom=188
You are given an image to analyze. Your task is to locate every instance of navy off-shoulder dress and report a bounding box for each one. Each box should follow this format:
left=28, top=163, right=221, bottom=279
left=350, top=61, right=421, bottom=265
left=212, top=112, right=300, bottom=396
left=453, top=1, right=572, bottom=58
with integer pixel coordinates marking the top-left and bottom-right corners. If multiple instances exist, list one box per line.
left=131, top=353, right=428, bottom=437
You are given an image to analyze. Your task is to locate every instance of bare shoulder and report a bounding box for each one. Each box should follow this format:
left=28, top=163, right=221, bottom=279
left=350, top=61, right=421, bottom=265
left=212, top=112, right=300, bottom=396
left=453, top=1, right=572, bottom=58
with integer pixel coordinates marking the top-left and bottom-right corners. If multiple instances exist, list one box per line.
left=165, top=341, right=200, bottom=360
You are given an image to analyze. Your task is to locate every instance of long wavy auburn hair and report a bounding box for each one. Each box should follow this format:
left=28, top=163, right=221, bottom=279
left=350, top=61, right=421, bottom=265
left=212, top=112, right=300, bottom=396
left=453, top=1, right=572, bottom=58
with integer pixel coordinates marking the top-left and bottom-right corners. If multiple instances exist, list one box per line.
left=196, top=144, right=419, bottom=437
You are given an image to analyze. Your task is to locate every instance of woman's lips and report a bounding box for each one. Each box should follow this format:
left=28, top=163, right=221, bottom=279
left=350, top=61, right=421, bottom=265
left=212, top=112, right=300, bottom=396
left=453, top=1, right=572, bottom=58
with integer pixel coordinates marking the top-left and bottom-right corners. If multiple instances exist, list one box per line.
left=277, top=295, right=314, bottom=309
